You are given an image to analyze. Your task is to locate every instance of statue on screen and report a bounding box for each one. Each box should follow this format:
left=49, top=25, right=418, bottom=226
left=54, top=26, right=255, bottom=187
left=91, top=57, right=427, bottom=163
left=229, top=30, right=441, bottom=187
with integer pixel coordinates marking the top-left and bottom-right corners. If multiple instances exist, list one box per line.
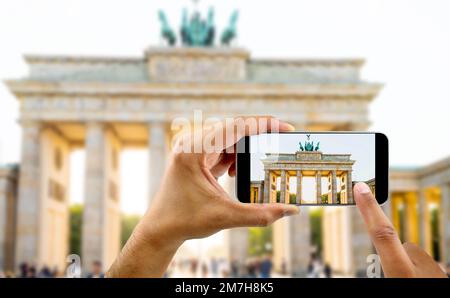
left=299, top=135, right=320, bottom=152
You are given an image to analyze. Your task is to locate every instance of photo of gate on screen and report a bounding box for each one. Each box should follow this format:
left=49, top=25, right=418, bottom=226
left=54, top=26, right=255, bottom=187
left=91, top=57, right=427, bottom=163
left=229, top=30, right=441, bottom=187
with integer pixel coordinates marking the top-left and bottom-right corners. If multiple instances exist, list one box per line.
left=250, top=133, right=375, bottom=205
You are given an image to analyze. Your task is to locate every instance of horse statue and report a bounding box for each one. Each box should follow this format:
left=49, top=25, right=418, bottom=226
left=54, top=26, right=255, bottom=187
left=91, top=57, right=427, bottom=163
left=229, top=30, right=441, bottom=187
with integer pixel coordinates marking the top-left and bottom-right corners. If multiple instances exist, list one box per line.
left=221, top=10, right=239, bottom=45
left=158, top=10, right=176, bottom=46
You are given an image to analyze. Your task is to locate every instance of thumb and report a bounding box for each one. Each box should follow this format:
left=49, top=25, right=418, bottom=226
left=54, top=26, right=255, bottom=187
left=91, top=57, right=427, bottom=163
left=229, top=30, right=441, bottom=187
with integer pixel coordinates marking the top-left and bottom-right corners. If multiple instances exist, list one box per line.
left=227, top=202, right=300, bottom=227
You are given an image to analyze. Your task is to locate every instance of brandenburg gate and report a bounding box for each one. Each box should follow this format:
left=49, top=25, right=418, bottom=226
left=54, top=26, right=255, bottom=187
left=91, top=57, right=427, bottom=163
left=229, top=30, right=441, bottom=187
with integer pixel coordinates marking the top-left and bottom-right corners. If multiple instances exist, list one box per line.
left=3, top=46, right=378, bottom=274
left=254, top=150, right=355, bottom=205
left=6, top=7, right=440, bottom=276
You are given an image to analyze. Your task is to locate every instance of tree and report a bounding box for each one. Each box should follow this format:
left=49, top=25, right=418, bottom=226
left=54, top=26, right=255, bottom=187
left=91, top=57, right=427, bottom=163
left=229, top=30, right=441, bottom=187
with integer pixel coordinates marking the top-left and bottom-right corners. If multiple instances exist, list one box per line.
left=69, top=204, right=143, bottom=255
left=290, top=193, right=297, bottom=204
left=121, top=214, right=142, bottom=248
left=309, top=208, right=323, bottom=255
left=248, top=226, right=273, bottom=256
left=69, top=204, right=83, bottom=256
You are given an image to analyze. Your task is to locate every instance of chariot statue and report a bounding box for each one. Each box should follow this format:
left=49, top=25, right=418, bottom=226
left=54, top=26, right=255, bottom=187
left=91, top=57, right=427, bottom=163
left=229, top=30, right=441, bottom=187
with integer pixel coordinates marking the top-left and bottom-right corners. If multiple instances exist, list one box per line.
left=157, top=2, right=239, bottom=47
left=299, top=135, right=320, bottom=152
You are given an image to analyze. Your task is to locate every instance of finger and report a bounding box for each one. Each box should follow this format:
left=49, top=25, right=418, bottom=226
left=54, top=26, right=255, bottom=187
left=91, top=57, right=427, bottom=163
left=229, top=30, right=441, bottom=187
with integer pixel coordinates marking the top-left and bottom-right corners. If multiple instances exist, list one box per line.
left=209, top=153, right=235, bottom=178
left=403, top=243, right=433, bottom=266
left=225, top=201, right=299, bottom=228
left=403, top=243, right=447, bottom=278
left=228, top=162, right=236, bottom=177
left=354, top=182, right=415, bottom=277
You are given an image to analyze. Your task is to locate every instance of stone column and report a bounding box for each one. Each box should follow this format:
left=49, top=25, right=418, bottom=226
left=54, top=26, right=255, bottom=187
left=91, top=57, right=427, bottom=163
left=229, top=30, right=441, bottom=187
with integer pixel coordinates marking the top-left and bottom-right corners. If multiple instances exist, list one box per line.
left=263, top=170, right=270, bottom=203
left=223, top=175, right=248, bottom=267
left=441, top=183, right=450, bottom=264
left=15, top=121, right=42, bottom=267
left=286, top=209, right=311, bottom=276
left=347, top=171, right=354, bottom=204
left=296, top=171, right=302, bottom=204
left=103, top=129, right=122, bottom=269
left=418, top=189, right=427, bottom=249
left=316, top=171, right=322, bottom=204
left=0, top=178, right=6, bottom=270
left=38, top=127, right=71, bottom=271
left=258, top=184, right=264, bottom=203
left=148, top=121, right=168, bottom=206
left=331, top=170, right=337, bottom=204
left=350, top=207, right=373, bottom=276
left=82, top=123, right=122, bottom=272
left=280, top=170, right=287, bottom=204
left=278, top=122, right=310, bottom=276
left=82, top=123, right=105, bottom=270
left=82, top=122, right=106, bottom=272
left=0, top=169, right=17, bottom=272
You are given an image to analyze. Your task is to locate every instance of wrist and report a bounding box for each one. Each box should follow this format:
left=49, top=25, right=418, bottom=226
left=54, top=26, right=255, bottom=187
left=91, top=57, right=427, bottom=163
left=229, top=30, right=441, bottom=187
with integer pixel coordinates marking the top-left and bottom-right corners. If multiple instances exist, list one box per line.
left=134, top=210, right=185, bottom=253
left=106, top=210, right=184, bottom=277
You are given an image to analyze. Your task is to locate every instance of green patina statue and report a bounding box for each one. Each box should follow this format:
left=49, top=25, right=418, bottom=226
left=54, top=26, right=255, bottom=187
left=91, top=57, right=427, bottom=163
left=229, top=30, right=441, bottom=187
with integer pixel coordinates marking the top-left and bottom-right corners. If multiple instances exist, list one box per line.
left=157, top=5, right=239, bottom=47
left=158, top=10, right=176, bottom=46
left=180, top=7, right=215, bottom=46
left=220, top=10, right=239, bottom=46
left=299, top=135, right=320, bottom=152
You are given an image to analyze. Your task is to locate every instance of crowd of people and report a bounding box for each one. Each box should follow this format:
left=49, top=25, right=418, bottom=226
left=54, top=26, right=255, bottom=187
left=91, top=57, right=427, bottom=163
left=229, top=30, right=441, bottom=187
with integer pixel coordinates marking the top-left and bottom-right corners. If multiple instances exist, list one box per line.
left=306, top=253, right=332, bottom=278
left=0, top=263, right=63, bottom=278
left=0, top=255, right=334, bottom=278
left=0, top=260, right=104, bottom=278
left=164, top=254, right=334, bottom=278
left=3, top=256, right=449, bottom=278
left=166, top=256, right=274, bottom=278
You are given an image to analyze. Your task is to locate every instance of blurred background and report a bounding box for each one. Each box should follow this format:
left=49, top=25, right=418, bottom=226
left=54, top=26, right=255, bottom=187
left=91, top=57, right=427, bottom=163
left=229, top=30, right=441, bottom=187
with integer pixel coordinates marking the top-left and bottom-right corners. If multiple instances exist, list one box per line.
left=0, top=0, right=449, bottom=278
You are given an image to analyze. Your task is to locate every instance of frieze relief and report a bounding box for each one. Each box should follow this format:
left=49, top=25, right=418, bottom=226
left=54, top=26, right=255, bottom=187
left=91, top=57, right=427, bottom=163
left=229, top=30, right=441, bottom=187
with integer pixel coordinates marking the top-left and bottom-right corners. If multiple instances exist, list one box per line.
left=264, top=163, right=353, bottom=171
left=148, top=56, right=245, bottom=82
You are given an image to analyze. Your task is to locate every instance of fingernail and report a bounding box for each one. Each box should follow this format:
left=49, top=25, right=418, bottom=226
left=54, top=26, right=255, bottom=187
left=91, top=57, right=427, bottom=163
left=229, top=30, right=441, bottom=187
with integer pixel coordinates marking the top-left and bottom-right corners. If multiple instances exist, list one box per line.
left=280, top=121, right=295, bottom=131
left=283, top=206, right=300, bottom=216
left=354, top=182, right=371, bottom=195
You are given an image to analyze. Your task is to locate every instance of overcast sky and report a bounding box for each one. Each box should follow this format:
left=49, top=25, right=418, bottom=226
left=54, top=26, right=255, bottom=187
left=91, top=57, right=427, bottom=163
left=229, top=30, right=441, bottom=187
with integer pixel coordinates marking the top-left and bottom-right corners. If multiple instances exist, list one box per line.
left=1, top=0, right=450, bottom=214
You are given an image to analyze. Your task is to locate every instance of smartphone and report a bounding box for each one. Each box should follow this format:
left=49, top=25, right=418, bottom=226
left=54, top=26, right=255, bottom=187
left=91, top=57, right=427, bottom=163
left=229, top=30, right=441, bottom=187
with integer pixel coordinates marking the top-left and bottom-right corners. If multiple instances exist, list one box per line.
left=236, top=132, right=388, bottom=205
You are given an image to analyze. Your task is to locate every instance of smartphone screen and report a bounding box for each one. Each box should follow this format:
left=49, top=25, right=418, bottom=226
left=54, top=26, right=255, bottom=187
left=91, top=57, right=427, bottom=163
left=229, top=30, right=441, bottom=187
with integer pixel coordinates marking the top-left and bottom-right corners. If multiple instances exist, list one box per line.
left=236, top=132, right=388, bottom=205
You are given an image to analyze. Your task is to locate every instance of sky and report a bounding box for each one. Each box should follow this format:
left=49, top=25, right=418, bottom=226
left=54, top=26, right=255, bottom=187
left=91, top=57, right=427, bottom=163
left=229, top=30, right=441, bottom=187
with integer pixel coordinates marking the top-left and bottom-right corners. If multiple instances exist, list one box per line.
left=1, top=0, right=450, bottom=214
